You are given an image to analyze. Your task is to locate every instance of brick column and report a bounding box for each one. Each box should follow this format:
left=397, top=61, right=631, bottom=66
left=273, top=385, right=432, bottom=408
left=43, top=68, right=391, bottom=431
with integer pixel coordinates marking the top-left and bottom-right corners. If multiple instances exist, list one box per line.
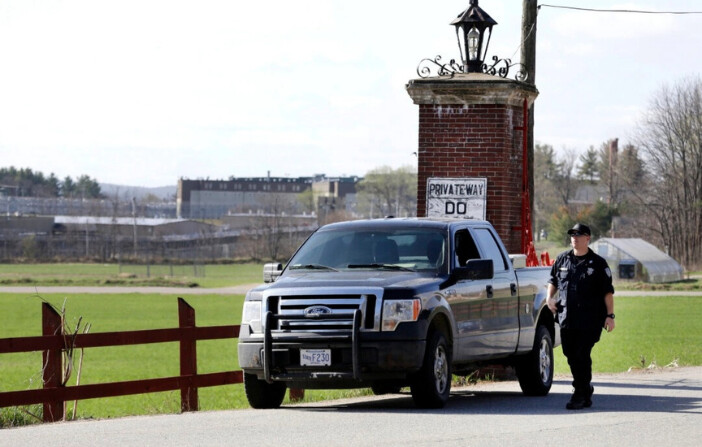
left=406, top=73, right=538, bottom=253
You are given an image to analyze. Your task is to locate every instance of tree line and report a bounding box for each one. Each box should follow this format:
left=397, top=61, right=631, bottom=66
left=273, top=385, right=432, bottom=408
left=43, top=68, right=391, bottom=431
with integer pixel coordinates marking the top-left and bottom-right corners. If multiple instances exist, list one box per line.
left=534, top=76, right=701, bottom=269
left=0, top=167, right=102, bottom=199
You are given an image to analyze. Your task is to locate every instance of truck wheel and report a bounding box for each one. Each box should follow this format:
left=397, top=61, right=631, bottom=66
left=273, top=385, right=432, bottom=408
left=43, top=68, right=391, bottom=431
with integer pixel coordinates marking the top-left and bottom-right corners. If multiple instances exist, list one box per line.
left=516, top=325, right=554, bottom=396
left=243, top=373, right=287, bottom=409
left=410, top=330, right=451, bottom=408
left=370, top=381, right=403, bottom=395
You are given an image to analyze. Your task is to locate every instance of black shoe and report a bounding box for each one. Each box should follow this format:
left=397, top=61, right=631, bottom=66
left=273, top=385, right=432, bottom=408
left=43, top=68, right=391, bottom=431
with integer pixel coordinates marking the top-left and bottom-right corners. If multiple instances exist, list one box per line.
left=583, top=386, right=594, bottom=408
left=566, top=394, right=586, bottom=410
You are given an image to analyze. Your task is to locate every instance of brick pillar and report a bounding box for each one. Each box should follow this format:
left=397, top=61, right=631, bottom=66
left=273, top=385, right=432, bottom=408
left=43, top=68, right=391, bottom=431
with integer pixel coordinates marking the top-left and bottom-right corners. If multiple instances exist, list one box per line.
left=406, top=73, right=538, bottom=253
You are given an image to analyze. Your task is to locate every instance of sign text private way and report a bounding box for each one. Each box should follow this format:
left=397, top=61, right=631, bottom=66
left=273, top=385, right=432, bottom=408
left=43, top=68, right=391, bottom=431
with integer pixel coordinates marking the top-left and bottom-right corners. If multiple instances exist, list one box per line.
left=426, top=177, right=487, bottom=219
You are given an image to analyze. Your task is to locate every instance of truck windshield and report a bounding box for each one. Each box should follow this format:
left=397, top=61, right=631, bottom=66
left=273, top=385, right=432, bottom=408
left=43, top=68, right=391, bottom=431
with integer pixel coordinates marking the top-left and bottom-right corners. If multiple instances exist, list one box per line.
left=287, top=227, right=448, bottom=274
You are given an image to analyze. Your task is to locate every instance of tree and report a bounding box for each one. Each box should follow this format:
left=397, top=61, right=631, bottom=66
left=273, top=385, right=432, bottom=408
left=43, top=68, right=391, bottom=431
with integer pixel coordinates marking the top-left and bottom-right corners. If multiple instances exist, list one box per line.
left=75, top=175, right=102, bottom=199
left=577, top=146, right=600, bottom=183
left=552, top=148, right=578, bottom=207
left=46, top=173, right=61, bottom=197
left=533, top=143, right=560, bottom=236
left=549, top=206, right=576, bottom=245
left=633, top=76, right=702, bottom=268
left=356, top=165, right=417, bottom=218
left=61, top=176, right=76, bottom=197
left=296, top=189, right=315, bottom=214
left=548, top=201, right=612, bottom=246
left=580, top=200, right=614, bottom=239
left=0, top=166, right=59, bottom=197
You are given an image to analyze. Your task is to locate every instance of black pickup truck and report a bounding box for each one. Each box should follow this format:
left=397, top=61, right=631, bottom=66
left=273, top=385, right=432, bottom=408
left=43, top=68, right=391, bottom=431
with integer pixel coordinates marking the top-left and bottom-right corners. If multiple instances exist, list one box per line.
left=238, top=218, right=558, bottom=408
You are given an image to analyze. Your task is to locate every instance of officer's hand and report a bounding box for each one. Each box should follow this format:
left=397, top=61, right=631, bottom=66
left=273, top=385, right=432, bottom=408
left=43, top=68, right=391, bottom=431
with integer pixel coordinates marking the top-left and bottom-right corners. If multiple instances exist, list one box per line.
left=604, top=317, right=615, bottom=332
left=547, top=297, right=557, bottom=314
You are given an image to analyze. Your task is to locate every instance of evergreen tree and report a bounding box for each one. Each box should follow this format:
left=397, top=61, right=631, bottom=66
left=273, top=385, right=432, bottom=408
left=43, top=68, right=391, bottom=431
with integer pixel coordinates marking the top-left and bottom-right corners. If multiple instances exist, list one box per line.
left=577, top=146, right=600, bottom=183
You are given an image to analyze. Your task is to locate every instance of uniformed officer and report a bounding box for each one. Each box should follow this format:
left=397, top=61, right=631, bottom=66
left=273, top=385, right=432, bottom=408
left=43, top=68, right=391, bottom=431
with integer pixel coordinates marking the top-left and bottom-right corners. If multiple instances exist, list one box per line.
left=547, top=223, right=615, bottom=410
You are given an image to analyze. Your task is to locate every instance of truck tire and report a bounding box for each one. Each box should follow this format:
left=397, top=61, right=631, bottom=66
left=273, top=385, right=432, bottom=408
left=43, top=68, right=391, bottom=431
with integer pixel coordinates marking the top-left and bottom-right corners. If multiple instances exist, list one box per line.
left=410, top=330, right=451, bottom=408
left=516, top=325, right=554, bottom=396
left=243, top=372, right=287, bottom=409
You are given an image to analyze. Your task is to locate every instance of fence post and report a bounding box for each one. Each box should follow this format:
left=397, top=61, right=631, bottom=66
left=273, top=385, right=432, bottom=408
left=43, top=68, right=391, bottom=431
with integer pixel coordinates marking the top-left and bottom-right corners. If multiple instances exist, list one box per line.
left=42, top=303, right=64, bottom=422
left=178, top=298, right=198, bottom=412
left=289, top=388, right=305, bottom=401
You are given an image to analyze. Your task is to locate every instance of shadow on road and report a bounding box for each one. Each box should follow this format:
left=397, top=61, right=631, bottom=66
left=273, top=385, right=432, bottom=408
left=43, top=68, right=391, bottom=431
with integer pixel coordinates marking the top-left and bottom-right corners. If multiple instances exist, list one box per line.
left=286, top=376, right=702, bottom=416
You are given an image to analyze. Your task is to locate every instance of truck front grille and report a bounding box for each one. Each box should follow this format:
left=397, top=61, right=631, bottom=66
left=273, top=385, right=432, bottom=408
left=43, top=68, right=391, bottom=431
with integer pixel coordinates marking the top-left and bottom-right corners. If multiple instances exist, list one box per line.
left=268, top=294, right=378, bottom=332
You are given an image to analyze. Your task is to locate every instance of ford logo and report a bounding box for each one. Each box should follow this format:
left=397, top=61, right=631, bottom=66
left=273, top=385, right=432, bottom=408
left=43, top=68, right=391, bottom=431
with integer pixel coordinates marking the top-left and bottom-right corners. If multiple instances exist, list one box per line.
left=304, top=305, right=333, bottom=318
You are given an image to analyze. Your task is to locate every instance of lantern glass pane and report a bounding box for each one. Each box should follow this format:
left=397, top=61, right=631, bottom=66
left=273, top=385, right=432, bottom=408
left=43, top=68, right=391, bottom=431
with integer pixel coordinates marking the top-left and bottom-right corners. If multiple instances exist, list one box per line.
left=467, top=27, right=480, bottom=61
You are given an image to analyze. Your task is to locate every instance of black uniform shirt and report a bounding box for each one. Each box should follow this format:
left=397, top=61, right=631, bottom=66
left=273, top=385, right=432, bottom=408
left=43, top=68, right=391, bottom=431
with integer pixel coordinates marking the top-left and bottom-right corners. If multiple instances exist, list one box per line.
left=548, top=248, right=614, bottom=331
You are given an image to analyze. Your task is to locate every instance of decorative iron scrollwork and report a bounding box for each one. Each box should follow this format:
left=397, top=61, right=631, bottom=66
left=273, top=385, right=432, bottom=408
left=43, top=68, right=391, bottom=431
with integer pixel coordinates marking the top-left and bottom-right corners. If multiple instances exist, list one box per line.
left=417, top=56, right=463, bottom=78
left=417, top=54, right=527, bottom=82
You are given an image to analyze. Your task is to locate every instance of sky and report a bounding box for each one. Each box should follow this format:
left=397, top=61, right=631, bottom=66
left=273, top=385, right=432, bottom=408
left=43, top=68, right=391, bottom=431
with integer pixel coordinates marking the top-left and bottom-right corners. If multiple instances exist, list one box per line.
left=1, top=1, right=701, bottom=188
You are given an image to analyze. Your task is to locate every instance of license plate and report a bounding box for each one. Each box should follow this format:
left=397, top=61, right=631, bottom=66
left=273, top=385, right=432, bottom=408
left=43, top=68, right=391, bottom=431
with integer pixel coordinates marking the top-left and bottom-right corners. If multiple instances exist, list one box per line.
left=300, top=349, right=331, bottom=366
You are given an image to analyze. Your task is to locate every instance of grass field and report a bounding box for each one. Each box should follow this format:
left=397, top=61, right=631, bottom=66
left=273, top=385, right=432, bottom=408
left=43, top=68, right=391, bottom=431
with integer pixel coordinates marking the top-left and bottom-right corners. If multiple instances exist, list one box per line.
left=1, top=290, right=701, bottom=425
left=2, top=262, right=700, bottom=291
left=0, top=263, right=263, bottom=288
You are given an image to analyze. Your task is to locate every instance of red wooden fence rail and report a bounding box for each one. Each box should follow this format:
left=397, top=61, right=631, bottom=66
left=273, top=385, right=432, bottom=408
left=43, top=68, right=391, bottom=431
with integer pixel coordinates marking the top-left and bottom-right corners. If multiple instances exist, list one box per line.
left=0, top=298, right=242, bottom=422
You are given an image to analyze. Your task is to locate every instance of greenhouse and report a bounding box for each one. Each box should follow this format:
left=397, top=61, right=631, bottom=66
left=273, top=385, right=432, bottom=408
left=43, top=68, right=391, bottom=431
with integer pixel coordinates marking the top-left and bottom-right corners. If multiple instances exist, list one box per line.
left=591, top=238, right=684, bottom=283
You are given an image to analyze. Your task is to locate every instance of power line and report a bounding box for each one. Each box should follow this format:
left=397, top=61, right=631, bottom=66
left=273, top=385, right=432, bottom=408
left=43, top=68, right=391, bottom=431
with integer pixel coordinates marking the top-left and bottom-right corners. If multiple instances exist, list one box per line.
left=510, top=22, right=536, bottom=61
left=538, top=4, right=702, bottom=15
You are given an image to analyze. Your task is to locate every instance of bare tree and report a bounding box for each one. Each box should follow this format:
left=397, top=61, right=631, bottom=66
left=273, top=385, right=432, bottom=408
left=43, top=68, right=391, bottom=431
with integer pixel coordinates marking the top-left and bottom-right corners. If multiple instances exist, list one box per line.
left=633, top=76, right=702, bottom=268
left=533, top=143, right=560, bottom=236
left=552, top=148, right=578, bottom=207
left=356, top=165, right=417, bottom=218
left=240, top=193, right=307, bottom=262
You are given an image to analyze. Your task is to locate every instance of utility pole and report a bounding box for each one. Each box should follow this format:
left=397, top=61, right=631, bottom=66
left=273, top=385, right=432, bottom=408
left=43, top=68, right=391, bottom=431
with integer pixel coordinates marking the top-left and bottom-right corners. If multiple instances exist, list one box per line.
left=132, top=197, right=138, bottom=259
left=521, top=0, right=538, bottom=232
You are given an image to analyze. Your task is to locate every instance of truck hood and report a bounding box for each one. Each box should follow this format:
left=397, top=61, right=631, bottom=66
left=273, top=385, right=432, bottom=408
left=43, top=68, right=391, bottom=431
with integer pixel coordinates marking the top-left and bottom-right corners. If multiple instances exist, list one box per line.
left=257, top=270, right=444, bottom=294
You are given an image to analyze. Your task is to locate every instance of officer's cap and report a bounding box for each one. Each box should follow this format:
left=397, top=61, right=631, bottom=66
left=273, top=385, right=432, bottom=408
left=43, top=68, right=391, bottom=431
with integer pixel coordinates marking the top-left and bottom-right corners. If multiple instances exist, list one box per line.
left=567, top=223, right=591, bottom=236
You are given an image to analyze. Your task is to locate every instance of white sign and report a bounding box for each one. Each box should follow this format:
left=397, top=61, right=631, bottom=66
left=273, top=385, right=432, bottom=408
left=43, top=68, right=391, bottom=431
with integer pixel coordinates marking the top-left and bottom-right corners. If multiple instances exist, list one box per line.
left=426, top=177, right=487, bottom=219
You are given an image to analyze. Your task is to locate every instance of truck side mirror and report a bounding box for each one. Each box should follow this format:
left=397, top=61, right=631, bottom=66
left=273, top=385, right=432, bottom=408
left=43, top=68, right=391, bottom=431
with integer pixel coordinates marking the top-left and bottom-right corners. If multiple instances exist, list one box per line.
left=464, top=259, right=494, bottom=280
left=443, top=259, right=494, bottom=288
left=263, top=263, right=283, bottom=283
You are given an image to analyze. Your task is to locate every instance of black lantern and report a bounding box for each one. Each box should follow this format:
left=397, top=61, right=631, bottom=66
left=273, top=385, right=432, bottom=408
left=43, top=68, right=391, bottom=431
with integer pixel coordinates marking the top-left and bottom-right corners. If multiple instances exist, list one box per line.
left=450, top=0, right=497, bottom=73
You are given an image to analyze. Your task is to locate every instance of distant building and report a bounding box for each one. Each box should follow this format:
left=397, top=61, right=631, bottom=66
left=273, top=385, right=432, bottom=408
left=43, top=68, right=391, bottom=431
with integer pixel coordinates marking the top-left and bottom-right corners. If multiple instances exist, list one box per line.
left=177, top=175, right=360, bottom=219
left=591, top=238, right=684, bottom=283
left=53, top=216, right=216, bottom=239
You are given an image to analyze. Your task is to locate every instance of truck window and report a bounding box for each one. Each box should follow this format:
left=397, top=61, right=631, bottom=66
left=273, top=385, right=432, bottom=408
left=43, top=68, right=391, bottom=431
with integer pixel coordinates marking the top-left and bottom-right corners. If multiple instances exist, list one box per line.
left=473, top=228, right=508, bottom=272
left=454, top=229, right=480, bottom=266
left=288, top=227, right=448, bottom=273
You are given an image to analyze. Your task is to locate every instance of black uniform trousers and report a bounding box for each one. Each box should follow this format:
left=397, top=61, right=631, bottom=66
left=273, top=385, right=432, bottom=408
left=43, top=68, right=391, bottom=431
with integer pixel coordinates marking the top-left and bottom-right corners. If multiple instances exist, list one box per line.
left=560, top=327, right=601, bottom=395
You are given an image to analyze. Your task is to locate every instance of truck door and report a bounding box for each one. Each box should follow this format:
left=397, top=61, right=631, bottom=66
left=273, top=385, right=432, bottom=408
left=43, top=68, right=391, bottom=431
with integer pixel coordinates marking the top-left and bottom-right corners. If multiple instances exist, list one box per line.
left=448, top=227, right=520, bottom=360
left=448, top=228, right=495, bottom=360
left=471, top=227, right=520, bottom=355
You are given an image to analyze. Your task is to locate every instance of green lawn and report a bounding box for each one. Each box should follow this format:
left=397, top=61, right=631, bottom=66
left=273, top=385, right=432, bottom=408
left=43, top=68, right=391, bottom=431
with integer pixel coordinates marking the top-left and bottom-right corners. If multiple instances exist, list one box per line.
left=584, top=295, right=702, bottom=372
left=0, top=293, right=248, bottom=420
left=1, top=292, right=701, bottom=425
left=0, top=263, right=263, bottom=288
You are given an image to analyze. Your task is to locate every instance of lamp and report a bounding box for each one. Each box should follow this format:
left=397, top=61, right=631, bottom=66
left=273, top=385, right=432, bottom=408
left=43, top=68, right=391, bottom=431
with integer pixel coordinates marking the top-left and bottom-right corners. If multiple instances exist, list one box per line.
left=451, top=0, right=497, bottom=73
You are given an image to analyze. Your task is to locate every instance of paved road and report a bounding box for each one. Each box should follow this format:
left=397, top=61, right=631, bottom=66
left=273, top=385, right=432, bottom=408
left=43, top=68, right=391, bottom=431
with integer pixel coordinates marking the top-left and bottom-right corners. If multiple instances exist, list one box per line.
left=2, top=367, right=700, bottom=447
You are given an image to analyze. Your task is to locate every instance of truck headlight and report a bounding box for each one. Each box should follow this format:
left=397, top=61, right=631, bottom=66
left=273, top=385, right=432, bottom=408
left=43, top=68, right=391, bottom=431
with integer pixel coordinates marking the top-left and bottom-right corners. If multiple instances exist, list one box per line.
left=382, top=299, right=421, bottom=331
left=242, top=300, right=262, bottom=333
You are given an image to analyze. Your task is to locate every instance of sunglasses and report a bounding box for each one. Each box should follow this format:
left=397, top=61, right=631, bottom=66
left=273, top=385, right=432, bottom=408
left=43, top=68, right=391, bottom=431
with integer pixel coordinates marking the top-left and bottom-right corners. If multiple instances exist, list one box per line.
left=570, top=232, right=588, bottom=237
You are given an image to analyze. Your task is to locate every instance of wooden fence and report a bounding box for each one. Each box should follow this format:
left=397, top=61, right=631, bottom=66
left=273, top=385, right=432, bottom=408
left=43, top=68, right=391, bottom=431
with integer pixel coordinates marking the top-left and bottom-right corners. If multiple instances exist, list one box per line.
left=0, top=298, right=244, bottom=423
